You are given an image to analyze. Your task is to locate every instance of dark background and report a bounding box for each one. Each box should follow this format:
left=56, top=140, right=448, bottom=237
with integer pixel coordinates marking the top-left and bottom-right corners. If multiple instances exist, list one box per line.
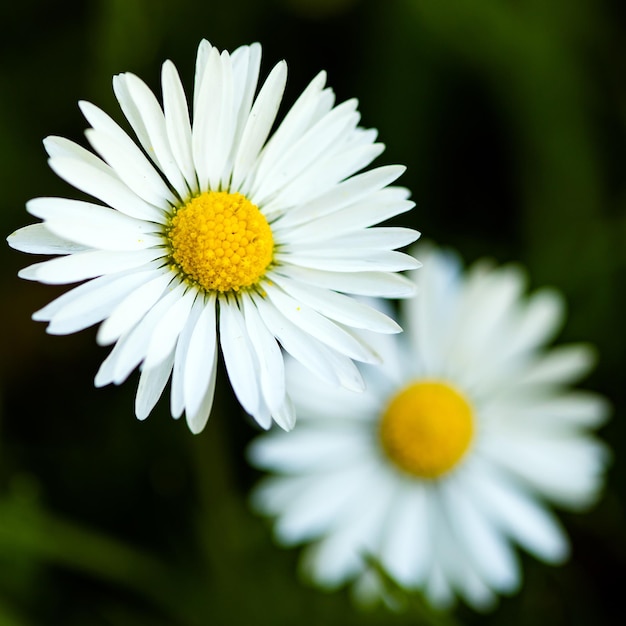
left=0, top=0, right=624, bottom=624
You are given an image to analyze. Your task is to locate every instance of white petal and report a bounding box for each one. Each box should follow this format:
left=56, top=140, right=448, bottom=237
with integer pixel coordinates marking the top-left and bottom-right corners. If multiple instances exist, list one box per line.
left=264, top=284, right=381, bottom=364
left=282, top=188, right=413, bottom=242
left=192, top=46, right=222, bottom=190
left=7, top=223, right=89, bottom=255
left=277, top=265, right=416, bottom=298
left=97, top=271, right=172, bottom=346
left=44, top=135, right=110, bottom=172
left=161, top=60, right=197, bottom=193
left=254, top=295, right=365, bottom=391
left=113, top=72, right=189, bottom=197
left=241, top=71, right=326, bottom=194
left=442, top=480, right=519, bottom=592
left=231, top=60, right=289, bottom=193
left=48, top=156, right=165, bottom=223
left=241, top=294, right=287, bottom=416
left=274, top=164, right=406, bottom=230
left=277, top=249, right=420, bottom=273
left=469, top=461, right=569, bottom=563
left=516, top=344, right=597, bottom=387
left=182, top=295, right=218, bottom=426
left=219, top=298, right=261, bottom=418
left=85, top=129, right=176, bottom=207
left=108, top=282, right=187, bottom=385
left=135, top=349, right=175, bottom=420
left=284, top=226, right=419, bottom=252
left=26, top=197, right=162, bottom=251
left=251, top=100, right=360, bottom=204
left=46, top=270, right=155, bottom=335
left=379, top=482, right=431, bottom=587
left=269, top=273, right=401, bottom=333
left=260, top=143, right=385, bottom=217
left=19, top=249, right=164, bottom=284
left=143, top=288, right=196, bottom=369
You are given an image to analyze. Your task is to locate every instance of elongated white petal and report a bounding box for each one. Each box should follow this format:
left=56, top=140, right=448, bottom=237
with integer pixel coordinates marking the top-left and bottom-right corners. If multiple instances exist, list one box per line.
left=19, top=249, right=164, bottom=284
left=269, top=273, right=401, bottom=333
left=85, top=129, right=176, bottom=207
left=277, top=249, right=420, bottom=273
left=49, top=156, right=166, bottom=223
left=170, top=296, right=204, bottom=418
left=264, top=284, right=380, bottom=364
left=110, top=282, right=187, bottom=385
left=182, top=295, right=218, bottom=431
left=161, top=60, right=197, bottom=192
left=114, top=72, right=188, bottom=197
left=7, top=224, right=89, bottom=254
left=253, top=295, right=364, bottom=391
left=135, top=349, right=175, bottom=420
left=97, top=271, right=172, bottom=345
left=241, top=294, right=287, bottom=418
left=230, top=60, right=288, bottom=192
left=251, top=100, right=360, bottom=204
left=277, top=265, right=416, bottom=298
left=192, top=46, right=222, bottom=190
left=143, top=288, right=196, bottom=369
left=27, top=197, right=162, bottom=251
left=219, top=298, right=261, bottom=418
left=274, top=164, right=406, bottom=230
left=46, top=271, right=153, bottom=335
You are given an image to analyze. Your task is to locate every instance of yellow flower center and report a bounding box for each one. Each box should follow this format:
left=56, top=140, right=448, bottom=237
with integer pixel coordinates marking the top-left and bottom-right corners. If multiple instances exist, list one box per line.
left=167, top=191, right=274, bottom=292
left=379, top=381, right=474, bottom=479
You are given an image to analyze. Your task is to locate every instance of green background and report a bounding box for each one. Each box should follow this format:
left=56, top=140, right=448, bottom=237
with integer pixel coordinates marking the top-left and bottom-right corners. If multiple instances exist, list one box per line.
left=0, top=0, right=624, bottom=624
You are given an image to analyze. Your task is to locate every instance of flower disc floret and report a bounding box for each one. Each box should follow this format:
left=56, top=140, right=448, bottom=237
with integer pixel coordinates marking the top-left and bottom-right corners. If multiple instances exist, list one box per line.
left=167, top=191, right=274, bottom=292
left=379, top=380, right=474, bottom=479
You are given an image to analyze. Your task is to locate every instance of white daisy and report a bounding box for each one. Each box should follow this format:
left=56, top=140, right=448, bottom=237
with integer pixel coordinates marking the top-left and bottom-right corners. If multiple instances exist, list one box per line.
left=7, top=40, right=419, bottom=434
left=248, top=243, right=610, bottom=610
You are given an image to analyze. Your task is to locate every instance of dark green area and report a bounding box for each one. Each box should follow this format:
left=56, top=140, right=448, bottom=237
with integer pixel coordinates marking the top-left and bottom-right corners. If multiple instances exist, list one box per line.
left=1, top=0, right=624, bottom=623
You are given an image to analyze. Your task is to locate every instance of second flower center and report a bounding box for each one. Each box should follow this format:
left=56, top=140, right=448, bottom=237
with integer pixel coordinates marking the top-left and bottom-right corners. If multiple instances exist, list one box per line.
left=379, top=380, right=474, bottom=479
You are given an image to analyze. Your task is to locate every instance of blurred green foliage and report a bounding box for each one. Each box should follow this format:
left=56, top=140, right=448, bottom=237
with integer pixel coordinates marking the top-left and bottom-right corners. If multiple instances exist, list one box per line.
left=1, top=0, right=625, bottom=624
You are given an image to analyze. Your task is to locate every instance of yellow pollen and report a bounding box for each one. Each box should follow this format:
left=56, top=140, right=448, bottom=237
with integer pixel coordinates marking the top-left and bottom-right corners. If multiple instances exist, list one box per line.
left=379, top=381, right=474, bottom=479
left=167, top=191, right=274, bottom=292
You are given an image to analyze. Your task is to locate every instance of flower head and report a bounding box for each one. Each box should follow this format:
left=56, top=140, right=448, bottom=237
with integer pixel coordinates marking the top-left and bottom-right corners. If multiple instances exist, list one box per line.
left=7, top=40, right=419, bottom=434
left=249, top=244, right=610, bottom=610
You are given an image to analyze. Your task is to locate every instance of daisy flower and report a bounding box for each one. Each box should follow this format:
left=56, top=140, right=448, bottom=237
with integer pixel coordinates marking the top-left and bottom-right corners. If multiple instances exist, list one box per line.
left=248, top=243, right=610, bottom=610
left=7, top=40, right=419, bottom=434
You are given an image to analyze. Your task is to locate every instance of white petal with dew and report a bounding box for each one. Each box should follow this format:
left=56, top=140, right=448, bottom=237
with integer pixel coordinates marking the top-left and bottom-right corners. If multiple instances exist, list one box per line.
left=254, top=295, right=364, bottom=391
left=269, top=273, right=401, bottom=333
left=265, top=284, right=381, bottom=364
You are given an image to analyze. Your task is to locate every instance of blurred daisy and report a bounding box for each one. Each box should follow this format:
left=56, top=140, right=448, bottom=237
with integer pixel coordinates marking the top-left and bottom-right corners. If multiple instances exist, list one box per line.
left=7, top=40, right=419, bottom=434
left=249, top=244, right=610, bottom=610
